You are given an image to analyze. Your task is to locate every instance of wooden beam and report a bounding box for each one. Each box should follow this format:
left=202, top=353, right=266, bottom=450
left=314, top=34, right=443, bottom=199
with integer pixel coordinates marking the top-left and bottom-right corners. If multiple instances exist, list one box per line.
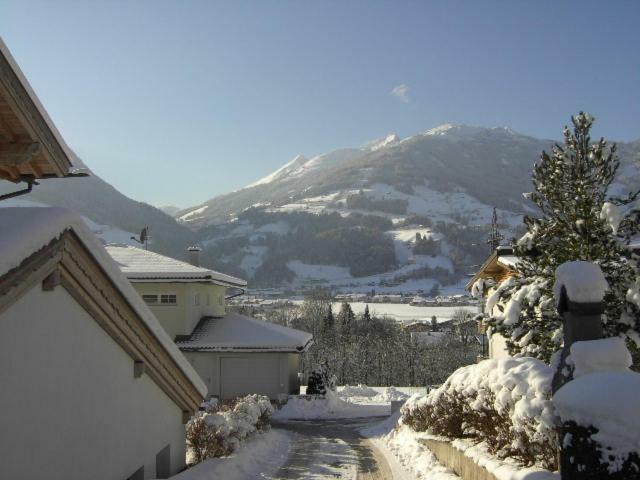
left=0, top=142, right=41, bottom=165
left=42, top=270, right=61, bottom=291
left=0, top=115, right=15, bottom=142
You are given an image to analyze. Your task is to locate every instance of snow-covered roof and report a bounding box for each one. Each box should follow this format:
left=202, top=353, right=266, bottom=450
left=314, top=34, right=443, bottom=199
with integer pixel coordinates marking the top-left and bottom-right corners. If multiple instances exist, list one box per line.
left=0, top=207, right=207, bottom=397
left=176, top=313, right=313, bottom=352
left=105, top=244, right=247, bottom=288
left=497, top=255, right=519, bottom=268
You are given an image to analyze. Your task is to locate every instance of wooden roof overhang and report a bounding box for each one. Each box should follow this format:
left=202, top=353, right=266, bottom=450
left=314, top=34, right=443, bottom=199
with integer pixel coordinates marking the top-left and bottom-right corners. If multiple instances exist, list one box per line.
left=0, top=38, right=81, bottom=182
left=465, top=251, right=517, bottom=292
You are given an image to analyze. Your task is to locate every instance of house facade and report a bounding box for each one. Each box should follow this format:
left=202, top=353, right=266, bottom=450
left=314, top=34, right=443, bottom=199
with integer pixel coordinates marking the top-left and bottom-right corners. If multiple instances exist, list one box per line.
left=107, top=245, right=313, bottom=400
left=0, top=208, right=207, bottom=480
left=466, top=245, right=519, bottom=360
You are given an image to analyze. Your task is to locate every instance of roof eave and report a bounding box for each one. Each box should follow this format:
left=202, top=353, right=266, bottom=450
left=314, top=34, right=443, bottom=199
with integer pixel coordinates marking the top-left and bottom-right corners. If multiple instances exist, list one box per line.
left=0, top=37, right=76, bottom=178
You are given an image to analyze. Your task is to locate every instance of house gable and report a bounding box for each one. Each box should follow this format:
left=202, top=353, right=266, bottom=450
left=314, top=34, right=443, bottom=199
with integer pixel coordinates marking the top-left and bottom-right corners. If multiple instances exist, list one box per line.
left=0, top=230, right=204, bottom=413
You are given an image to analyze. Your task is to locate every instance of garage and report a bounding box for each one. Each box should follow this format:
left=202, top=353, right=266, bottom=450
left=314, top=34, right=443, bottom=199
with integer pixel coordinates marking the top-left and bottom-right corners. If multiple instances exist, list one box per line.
left=178, top=313, right=313, bottom=400
left=220, top=356, right=281, bottom=399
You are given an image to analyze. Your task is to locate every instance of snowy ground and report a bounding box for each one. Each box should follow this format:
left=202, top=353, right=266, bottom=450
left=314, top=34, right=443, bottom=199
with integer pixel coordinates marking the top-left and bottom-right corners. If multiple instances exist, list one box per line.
left=361, top=415, right=458, bottom=480
left=173, top=429, right=293, bottom=480
left=273, top=390, right=392, bottom=421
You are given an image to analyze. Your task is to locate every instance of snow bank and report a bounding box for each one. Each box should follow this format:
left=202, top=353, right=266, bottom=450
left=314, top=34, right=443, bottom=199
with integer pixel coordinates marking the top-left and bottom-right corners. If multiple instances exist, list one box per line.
left=373, top=386, right=410, bottom=403
left=554, top=372, right=640, bottom=470
left=338, top=384, right=378, bottom=398
left=553, top=261, right=608, bottom=305
left=570, top=337, right=632, bottom=378
left=402, top=357, right=557, bottom=469
left=273, top=391, right=389, bottom=420
left=174, top=429, right=292, bottom=480
left=361, top=414, right=459, bottom=480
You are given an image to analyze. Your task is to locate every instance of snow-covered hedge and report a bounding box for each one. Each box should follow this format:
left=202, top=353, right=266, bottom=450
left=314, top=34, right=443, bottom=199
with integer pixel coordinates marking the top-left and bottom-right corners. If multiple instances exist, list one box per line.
left=401, top=357, right=557, bottom=470
left=186, top=394, right=274, bottom=465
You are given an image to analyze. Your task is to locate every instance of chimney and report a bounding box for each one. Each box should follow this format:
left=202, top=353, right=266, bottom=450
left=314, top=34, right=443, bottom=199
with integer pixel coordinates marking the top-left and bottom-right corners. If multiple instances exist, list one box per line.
left=187, top=246, right=202, bottom=267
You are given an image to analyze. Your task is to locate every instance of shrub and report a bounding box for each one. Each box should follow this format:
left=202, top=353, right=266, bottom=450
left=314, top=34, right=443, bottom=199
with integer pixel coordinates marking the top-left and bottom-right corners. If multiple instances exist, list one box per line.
left=401, top=357, right=558, bottom=470
left=186, top=394, right=274, bottom=465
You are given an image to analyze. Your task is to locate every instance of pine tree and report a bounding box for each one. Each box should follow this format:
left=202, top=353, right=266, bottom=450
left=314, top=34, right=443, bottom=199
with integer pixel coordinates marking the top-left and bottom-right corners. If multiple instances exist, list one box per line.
left=323, top=305, right=335, bottom=333
left=363, top=304, right=372, bottom=322
left=487, top=112, right=640, bottom=363
left=337, top=302, right=355, bottom=333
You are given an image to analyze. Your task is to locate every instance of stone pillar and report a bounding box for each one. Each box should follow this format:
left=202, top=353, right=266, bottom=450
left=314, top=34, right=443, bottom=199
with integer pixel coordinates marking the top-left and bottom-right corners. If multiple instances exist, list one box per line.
left=551, top=284, right=604, bottom=394
left=552, top=262, right=606, bottom=480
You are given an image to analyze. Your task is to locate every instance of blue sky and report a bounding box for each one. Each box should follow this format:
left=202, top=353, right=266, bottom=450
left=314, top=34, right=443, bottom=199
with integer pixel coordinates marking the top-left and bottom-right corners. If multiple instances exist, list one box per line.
left=1, top=1, right=638, bottom=208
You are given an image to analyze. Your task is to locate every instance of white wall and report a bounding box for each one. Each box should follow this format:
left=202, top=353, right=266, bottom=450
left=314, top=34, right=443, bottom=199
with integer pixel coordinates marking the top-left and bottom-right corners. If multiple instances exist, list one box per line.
left=489, top=332, right=510, bottom=360
left=0, top=286, right=187, bottom=480
left=133, top=282, right=226, bottom=339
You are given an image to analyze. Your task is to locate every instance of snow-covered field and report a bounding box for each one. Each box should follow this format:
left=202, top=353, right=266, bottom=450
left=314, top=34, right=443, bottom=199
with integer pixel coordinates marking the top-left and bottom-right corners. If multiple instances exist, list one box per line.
left=333, top=302, right=477, bottom=324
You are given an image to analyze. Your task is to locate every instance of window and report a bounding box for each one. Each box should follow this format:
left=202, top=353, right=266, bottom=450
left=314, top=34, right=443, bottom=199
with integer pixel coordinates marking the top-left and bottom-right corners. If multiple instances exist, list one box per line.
left=142, top=294, right=158, bottom=305
left=195, top=292, right=200, bottom=306
left=160, top=294, right=177, bottom=305
left=206, top=293, right=210, bottom=306
left=218, top=294, right=223, bottom=306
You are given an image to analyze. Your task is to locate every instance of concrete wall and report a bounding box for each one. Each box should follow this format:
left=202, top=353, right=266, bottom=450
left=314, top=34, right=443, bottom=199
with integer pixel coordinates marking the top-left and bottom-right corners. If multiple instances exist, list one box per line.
left=183, top=351, right=301, bottom=399
left=0, top=286, right=187, bottom=480
left=133, top=282, right=226, bottom=339
left=421, top=438, right=499, bottom=480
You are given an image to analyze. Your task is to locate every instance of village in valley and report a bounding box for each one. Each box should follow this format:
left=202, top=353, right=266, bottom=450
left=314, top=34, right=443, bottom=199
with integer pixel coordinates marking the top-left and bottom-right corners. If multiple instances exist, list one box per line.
left=0, top=3, right=639, bottom=480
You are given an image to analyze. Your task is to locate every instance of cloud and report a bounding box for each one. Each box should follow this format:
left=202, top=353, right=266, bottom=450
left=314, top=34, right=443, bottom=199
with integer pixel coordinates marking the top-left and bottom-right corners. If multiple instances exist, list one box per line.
left=391, top=84, right=410, bottom=103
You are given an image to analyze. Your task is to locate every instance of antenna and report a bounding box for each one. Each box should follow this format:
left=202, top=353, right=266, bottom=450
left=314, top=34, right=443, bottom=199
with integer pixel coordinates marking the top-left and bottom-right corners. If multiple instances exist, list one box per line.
left=486, top=208, right=503, bottom=253
left=130, top=226, right=150, bottom=250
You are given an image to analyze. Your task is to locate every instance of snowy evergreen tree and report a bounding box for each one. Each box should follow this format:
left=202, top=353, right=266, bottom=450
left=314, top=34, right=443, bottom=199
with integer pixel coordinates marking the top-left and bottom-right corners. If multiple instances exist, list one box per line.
left=363, top=304, right=372, bottom=322
left=487, top=112, right=640, bottom=363
left=337, top=302, right=355, bottom=333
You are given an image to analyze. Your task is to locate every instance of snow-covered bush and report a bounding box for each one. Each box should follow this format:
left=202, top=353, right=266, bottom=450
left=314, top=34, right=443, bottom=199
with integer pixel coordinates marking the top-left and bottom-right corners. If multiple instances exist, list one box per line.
left=186, top=394, right=274, bottom=465
left=401, top=357, right=557, bottom=469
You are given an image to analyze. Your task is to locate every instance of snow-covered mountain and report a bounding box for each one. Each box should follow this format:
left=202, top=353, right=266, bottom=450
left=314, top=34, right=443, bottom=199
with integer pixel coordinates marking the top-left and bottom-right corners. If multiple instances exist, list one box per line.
left=172, top=123, right=640, bottom=292
left=176, top=124, right=552, bottom=228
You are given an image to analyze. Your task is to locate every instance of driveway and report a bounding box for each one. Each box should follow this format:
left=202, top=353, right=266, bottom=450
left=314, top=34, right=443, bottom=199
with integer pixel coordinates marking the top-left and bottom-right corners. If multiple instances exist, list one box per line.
left=271, top=418, right=395, bottom=479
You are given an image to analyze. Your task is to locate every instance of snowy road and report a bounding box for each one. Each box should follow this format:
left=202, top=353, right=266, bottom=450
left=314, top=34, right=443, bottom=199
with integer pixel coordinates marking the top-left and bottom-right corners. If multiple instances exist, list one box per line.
left=272, top=418, right=396, bottom=479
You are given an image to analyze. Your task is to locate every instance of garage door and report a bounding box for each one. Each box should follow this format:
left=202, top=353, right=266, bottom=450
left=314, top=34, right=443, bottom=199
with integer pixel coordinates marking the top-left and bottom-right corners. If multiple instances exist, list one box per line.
left=220, top=357, right=281, bottom=400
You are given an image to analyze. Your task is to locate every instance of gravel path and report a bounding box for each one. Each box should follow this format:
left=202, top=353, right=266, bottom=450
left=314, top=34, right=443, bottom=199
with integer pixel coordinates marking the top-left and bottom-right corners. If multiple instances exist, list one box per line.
left=271, top=418, right=395, bottom=479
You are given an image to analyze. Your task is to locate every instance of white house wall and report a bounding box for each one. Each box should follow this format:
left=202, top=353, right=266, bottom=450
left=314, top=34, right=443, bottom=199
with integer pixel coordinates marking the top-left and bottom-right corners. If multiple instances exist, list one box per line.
left=183, top=351, right=301, bottom=400
left=133, top=282, right=226, bottom=339
left=0, top=285, right=187, bottom=480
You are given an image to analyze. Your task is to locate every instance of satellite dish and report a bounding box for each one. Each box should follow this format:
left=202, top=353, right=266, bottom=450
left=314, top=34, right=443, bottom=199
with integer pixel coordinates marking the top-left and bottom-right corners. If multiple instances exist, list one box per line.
left=130, top=226, right=150, bottom=249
